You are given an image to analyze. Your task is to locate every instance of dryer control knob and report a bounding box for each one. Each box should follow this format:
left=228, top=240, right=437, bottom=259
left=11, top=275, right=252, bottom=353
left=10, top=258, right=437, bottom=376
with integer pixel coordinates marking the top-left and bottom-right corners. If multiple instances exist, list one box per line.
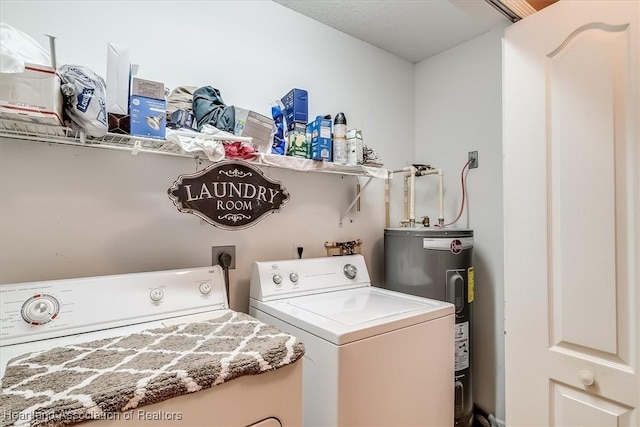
left=199, top=282, right=212, bottom=294
left=21, top=294, right=60, bottom=325
left=150, top=288, right=164, bottom=302
left=344, top=264, right=358, bottom=280
left=273, top=274, right=283, bottom=286
left=289, top=273, right=299, bottom=283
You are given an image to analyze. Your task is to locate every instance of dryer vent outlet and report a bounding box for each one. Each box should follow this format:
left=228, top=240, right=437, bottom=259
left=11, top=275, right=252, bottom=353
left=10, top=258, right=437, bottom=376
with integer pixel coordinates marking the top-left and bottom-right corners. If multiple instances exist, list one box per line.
left=212, top=245, right=236, bottom=269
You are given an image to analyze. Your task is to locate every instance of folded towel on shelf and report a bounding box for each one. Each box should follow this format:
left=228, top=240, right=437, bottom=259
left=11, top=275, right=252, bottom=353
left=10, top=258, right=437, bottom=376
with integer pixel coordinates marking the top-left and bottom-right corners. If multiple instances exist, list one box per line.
left=165, top=124, right=254, bottom=162
left=165, top=128, right=224, bottom=162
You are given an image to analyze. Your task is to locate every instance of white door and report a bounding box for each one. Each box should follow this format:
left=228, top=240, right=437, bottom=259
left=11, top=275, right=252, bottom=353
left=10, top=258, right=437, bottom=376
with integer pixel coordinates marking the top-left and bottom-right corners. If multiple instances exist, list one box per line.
left=503, top=1, right=639, bottom=426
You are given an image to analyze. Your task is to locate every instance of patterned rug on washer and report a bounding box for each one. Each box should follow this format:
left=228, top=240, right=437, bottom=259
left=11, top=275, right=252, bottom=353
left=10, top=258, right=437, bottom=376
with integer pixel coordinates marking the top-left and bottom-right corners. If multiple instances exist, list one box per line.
left=0, top=311, right=305, bottom=427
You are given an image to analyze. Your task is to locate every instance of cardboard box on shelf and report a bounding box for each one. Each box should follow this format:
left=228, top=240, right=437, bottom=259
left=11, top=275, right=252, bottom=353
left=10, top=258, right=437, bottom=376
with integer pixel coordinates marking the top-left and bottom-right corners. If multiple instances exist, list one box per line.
left=308, top=115, right=332, bottom=161
left=281, top=88, right=307, bottom=129
left=286, top=130, right=310, bottom=159
left=286, top=121, right=306, bottom=136
left=167, top=109, right=197, bottom=131
left=234, top=107, right=275, bottom=154
left=0, top=63, right=63, bottom=126
left=108, top=113, right=130, bottom=134
left=131, top=77, right=164, bottom=100
left=106, top=43, right=131, bottom=115
left=129, top=77, right=166, bottom=140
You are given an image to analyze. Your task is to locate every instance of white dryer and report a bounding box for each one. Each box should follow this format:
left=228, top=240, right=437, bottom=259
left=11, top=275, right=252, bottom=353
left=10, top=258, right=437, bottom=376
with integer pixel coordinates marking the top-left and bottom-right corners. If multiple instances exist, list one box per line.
left=249, top=254, right=454, bottom=427
left=1, top=266, right=303, bottom=427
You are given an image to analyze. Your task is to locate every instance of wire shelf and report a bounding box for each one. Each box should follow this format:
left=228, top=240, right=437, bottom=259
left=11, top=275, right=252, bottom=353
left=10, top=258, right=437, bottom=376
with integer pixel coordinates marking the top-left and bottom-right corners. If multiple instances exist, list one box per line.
left=0, top=116, right=190, bottom=157
left=0, top=116, right=389, bottom=178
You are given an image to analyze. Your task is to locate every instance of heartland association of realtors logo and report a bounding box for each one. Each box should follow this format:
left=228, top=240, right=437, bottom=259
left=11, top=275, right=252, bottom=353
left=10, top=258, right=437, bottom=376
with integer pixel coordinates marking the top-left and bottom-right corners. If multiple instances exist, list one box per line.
left=168, top=161, right=289, bottom=230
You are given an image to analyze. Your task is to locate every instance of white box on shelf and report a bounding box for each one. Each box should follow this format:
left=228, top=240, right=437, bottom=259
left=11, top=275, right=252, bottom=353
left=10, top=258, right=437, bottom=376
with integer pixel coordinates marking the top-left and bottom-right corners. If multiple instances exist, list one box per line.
left=0, top=63, right=63, bottom=126
left=129, top=77, right=166, bottom=140
left=234, top=107, right=274, bottom=154
left=106, top=42, right=131, bottom=115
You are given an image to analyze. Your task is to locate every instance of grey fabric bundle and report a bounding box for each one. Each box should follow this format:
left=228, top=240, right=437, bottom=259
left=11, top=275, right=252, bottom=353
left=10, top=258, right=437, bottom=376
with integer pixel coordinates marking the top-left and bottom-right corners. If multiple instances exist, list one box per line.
left=192, top=86, right=235, bottom=132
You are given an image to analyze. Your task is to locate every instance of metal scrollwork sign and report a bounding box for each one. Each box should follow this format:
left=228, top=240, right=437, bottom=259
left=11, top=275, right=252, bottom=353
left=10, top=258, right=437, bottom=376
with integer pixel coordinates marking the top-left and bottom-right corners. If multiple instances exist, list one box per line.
left=168, top=161, right=289, bottom=230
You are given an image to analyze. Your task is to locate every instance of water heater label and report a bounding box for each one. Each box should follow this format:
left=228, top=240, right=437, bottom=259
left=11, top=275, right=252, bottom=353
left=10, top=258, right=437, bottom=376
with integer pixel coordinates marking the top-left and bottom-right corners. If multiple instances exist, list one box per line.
left=454, top=321, right=470, bottom=371
left=468, top=267, right=475, bottom=303
left=423, top=237, right=473, bottom=252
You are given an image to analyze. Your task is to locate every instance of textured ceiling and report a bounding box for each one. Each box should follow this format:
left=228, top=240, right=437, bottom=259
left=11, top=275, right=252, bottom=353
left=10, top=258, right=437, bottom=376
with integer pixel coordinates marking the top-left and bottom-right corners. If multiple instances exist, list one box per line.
left=273, top=0, right=510, bottom=63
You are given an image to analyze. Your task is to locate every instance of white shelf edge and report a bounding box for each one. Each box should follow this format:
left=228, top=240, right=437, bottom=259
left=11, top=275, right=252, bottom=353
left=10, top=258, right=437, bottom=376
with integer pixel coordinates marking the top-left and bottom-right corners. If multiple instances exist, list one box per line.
left=253, top=153, right=389, bottom=178
left=0, top=118, right=390, bottom=179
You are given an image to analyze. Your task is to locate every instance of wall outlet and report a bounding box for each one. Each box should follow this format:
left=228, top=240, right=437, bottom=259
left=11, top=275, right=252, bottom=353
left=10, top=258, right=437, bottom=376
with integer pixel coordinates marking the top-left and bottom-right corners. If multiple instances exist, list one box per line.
left=211, top=245, right=236, bottom=269
left=293, top=242, right=304, bottom=259
left=468, top=150, right=478, bottom=169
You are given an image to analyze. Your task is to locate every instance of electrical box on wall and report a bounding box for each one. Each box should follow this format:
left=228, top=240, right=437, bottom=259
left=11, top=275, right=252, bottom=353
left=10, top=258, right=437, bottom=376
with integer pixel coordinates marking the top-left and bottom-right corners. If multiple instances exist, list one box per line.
left=212, top=245, right=236, bottom=269
left=468, top=151, right=478, bottom=169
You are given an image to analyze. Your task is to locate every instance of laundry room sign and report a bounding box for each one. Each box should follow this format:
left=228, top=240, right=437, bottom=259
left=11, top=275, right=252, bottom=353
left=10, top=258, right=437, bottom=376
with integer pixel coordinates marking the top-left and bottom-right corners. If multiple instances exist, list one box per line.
left=168, top=161, right=289, bottom=230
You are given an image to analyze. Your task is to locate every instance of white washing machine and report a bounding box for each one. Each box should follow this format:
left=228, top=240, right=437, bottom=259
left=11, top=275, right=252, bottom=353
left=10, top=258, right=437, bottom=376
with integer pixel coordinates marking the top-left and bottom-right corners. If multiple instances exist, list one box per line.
left=1, top=266, right=303, bottom=427
left=249, top=254, right=454, bottom=427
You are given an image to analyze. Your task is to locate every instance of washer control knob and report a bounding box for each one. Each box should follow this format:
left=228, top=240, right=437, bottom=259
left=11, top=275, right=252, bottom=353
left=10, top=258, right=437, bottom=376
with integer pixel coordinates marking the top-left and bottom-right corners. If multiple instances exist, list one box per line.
left=343, top=264, right=358, bottom=280
left=150, top=288, right=164, bottom=302
left=289, top=273, right=299, bottom=283
left=21, top=294, right=60, bottom=325
left=199, top=281, right=212, bottom=294
left=273, top=274, right=283, bottom=286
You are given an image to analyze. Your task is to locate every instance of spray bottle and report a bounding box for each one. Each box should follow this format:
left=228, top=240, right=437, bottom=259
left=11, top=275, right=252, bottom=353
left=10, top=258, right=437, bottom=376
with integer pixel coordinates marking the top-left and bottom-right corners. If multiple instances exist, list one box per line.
left=333, top=112, right=347, bottom=164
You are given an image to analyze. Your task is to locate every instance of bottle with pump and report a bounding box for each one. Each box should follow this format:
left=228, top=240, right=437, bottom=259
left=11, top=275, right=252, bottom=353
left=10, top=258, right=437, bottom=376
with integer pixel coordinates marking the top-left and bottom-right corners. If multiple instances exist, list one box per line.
left=333, top=112, right=347, bottom=164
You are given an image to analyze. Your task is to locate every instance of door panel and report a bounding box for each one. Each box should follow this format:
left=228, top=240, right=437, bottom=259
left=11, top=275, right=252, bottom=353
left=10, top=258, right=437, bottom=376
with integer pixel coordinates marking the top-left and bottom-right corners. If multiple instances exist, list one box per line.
left=552, top=382, right=633, bottom=427
left=548, top=22, right=630, bottom=357
left=548, top=348, right=637, bottom=408
left=504, top=1, right=639, bottom=426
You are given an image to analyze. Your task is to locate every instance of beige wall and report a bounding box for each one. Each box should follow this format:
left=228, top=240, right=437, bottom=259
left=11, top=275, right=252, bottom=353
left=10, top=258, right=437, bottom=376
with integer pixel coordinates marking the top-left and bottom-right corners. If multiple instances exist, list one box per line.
left=0, top=1, right=414, bottom=313
left=414, top=29, right=506, bottom=421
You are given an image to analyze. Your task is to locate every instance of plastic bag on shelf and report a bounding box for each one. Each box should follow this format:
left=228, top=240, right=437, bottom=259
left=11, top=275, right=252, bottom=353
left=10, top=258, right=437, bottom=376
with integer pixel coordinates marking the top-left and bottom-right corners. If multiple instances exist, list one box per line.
left=362, top=144, right=383, bottom=167
left=199, top=123, right=257, bottom=160
left=165, top=127, right=225, bottom=162
left=59, top=65, right=108, bottom=137
left=167, top=85, right=197, bottom=116
left=270, top=101, right=286, bottom=155
left=0, top=22, right=52, bottom=73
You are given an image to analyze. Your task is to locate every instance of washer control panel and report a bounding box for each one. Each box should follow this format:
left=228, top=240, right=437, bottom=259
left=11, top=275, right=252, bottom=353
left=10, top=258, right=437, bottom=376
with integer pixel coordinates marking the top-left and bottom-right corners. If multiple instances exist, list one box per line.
left=250, top=254, right=370, bottom=302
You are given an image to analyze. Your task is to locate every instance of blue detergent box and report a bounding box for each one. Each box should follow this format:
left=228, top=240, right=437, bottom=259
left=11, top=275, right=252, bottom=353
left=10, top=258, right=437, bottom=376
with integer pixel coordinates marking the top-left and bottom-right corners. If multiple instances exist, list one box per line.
left=308, top=115, right=332, bottom=161
left=129, top=77, right=166, bottom=140
left=281, top=88, right=308, bottom=130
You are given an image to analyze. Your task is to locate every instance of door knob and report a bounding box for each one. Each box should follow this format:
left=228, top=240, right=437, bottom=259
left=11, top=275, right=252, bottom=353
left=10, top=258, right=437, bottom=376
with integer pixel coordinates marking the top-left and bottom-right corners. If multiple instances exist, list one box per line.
left=578, top=370, right=594, bottom=386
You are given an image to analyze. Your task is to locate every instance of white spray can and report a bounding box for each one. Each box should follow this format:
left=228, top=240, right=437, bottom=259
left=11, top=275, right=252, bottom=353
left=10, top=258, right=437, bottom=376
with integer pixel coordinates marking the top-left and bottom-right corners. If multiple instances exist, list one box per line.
left=333, top=112, right=347, bottom=164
